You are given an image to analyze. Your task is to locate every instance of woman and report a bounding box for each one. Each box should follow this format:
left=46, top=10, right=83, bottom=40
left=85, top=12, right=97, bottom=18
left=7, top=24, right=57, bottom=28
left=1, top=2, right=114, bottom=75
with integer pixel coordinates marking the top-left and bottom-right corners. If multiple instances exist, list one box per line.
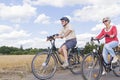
left=95, top=17, right=119, bottom=74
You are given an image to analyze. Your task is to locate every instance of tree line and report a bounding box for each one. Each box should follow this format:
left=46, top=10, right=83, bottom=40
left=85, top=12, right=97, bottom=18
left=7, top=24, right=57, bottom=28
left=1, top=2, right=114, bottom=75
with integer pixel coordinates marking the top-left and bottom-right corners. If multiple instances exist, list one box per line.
left=0, top=42, right=104, bottom=55
left=0, top=46, right=47, bottom=55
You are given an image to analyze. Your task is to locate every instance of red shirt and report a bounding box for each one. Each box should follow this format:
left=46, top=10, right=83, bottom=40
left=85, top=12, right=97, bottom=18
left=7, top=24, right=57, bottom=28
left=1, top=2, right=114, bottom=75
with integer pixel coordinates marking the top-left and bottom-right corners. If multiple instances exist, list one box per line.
left=96, top=25, right=119, bottom=43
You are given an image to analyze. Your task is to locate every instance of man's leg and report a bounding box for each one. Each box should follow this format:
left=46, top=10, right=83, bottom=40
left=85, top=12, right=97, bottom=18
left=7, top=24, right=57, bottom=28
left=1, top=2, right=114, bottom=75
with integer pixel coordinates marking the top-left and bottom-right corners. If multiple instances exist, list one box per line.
left=58, top=48, right=64, bottom=57
left=61, top=45, right=68, bottom=63
left=61, top=45, right=69, bottom=68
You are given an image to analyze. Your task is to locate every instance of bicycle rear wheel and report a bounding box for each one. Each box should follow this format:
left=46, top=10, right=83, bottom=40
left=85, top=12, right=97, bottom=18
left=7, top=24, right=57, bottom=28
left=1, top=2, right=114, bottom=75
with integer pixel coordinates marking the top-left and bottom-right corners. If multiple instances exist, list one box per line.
left=31, top=52, right=57, bottom=80
left=113, top=53, right=120, bottom=77
left=81, top=53, right=102, bottom=80
left=68, top=52, right=83, bottom=74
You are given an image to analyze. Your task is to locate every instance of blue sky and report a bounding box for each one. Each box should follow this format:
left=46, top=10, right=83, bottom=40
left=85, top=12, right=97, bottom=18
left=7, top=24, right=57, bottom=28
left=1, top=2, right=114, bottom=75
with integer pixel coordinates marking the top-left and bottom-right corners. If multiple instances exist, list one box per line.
left=0, top=0, right=120, bottom=49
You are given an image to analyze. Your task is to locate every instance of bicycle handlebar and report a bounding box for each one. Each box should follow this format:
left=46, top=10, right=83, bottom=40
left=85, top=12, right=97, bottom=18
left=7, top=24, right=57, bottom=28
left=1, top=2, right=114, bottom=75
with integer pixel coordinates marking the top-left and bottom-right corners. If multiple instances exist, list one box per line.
left=47, top=34, right=59, bottom=41
left=91, top=37, right=100, bottom=43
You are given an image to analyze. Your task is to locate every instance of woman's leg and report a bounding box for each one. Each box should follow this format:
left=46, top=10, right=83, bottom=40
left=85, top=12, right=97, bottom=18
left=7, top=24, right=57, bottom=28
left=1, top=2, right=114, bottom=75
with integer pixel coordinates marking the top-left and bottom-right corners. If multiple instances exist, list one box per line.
left=105, top=41, right=118, bottom=57
left=103, top=41, right=119, bottom=63
left=102, top=45, right=109, bottom=64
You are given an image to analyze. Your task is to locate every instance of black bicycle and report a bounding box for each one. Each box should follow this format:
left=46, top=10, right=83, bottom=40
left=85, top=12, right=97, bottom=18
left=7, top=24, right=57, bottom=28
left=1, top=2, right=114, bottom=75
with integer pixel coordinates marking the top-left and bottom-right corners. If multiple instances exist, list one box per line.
left=81, top=37, right=120, bottom=80
left=31, top=34, right=84, bottom=80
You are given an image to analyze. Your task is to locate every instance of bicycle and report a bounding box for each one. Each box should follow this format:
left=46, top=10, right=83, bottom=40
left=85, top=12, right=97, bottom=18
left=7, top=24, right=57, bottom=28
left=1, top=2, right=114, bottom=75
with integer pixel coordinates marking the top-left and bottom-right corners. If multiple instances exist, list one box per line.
left=31, top=34, right=84, bottom=80
left=81, top=37, right=120, bottom=80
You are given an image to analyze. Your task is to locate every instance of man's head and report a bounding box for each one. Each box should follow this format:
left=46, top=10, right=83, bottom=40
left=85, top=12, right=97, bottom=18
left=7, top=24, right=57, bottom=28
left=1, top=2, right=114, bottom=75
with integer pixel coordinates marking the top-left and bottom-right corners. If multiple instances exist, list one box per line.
left=60, top=17, right=70, bottom=26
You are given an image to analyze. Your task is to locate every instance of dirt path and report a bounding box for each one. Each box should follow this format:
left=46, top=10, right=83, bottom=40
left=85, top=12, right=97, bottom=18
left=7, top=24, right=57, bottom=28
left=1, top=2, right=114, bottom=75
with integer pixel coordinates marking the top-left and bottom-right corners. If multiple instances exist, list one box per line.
left=24, top=71, right=120, bottom=80
left=0, top=69, right=120, bottom=80
left=24, top=69, right=83, bottom=80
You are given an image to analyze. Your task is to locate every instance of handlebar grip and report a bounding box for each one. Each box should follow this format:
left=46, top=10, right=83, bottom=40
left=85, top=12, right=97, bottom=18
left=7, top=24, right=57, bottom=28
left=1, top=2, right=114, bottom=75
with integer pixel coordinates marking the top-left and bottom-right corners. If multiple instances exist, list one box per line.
left=52, top=34, right=59, bottom=37
left=91, top=37, right=94, bottom=41
left=91, top=37, right=100, bottom=43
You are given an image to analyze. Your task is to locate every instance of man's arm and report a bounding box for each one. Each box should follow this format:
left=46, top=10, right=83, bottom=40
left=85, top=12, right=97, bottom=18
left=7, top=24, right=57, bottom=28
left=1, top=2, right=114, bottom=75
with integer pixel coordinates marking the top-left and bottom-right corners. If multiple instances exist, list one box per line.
left=63, top=29, right=72, bottom=38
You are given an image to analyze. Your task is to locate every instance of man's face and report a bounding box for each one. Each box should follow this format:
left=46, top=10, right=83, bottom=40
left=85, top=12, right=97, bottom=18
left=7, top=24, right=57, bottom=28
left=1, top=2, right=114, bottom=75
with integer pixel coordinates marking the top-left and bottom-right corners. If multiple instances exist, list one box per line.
left=61, top=20, right=68, bottom=26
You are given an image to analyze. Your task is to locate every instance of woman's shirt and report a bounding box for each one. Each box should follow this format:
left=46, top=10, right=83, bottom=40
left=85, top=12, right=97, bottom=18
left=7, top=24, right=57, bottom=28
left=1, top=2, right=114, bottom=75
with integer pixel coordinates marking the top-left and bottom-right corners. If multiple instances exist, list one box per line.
left=96, top=25, right=119, bottom=43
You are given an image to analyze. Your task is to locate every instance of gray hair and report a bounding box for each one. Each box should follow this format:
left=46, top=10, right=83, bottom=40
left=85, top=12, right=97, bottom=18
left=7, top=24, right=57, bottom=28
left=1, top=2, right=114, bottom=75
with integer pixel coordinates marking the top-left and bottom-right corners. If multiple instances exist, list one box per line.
left=102, top=17, right=111, bottom=23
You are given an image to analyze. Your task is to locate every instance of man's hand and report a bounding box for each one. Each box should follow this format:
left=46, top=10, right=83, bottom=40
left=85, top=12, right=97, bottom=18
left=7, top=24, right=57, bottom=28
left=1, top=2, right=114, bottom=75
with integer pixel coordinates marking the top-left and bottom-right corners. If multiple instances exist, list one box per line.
left=59, top=35, right=64, bottom=39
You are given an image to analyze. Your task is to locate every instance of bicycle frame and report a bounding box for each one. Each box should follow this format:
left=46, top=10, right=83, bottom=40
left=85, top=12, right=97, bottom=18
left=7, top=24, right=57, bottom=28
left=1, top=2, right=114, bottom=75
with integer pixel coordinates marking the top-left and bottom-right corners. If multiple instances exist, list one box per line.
left=47, top=36, right=63, bottom=65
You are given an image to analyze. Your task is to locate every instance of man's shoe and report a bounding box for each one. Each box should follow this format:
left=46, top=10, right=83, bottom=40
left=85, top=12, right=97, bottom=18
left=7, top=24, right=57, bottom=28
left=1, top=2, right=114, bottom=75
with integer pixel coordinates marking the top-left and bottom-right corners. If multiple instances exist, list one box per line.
left=61, top=62, right=69, bottom=68
left=112, top=56, right=118, bottom=63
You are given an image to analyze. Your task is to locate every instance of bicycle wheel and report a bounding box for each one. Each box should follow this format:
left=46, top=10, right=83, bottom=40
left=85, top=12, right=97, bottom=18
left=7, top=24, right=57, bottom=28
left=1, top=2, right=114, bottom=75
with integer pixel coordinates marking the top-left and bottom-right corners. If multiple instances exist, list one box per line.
left=68, top=52, right=83, bottom=74
left=31, top=52, right=57, bottom=80
left=81, top=53, right=102, bottom=80
left=113, top=53, right=120, bottom=77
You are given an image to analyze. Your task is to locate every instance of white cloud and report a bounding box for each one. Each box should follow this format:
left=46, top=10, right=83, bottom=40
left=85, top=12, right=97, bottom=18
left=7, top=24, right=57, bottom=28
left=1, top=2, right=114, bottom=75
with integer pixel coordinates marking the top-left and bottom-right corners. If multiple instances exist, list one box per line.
left=34, top=14, right=50, bottom=24
left=24, top=0, right=64, bottom=7
left=0, top=25, right=13, bottom=33
left=0, top=24, right=31, bottom=48
left=40, top=31, right=48, bottom=35
left=0, top=30, right=30, bottom=39
left=23, top=0, right=120, bottom=23
left=24, top=0, right=120, bottom=7
left=76, top=33, right=96, bottom=47
left=0, top=24, right=30, bottom=39
left=73, top=4, right=120, bottom=22
left=91, top=23, right=105, bottom=32
left=0, top=3, right=36, bottom=23
left=17, top=38, right=49, bottom=49
left=88, top=0, right=120, bottom=6
left=24, top=0, right=89, bottom=7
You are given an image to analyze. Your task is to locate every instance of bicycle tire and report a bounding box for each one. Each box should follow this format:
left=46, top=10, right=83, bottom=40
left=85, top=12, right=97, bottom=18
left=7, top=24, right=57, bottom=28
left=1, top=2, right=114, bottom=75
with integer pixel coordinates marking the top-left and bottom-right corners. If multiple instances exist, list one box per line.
left=81, top=53, right=102, bottom=80
left=31, top=51, right=57, bottom=80
left=68, top=52, right=83, bottom=74
left=113, top=53, right=120, bottom=77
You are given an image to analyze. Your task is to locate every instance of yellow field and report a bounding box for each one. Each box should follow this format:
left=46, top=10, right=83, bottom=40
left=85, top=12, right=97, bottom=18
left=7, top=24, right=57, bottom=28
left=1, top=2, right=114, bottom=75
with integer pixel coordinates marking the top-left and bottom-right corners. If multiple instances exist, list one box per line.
left=0, top=55, right=34, bottom=72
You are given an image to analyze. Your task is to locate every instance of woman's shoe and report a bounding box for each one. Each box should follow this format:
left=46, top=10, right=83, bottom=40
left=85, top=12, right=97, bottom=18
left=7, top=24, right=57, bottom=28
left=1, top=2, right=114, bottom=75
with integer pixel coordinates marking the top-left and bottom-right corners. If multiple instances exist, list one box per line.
left=112, top=56, right=118, bottom=63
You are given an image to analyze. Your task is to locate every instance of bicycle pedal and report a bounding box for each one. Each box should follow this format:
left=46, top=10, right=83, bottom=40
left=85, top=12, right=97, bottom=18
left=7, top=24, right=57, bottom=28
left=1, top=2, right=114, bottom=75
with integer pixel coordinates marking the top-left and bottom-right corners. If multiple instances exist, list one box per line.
left=112, top=62, right=117, bottom=65
left=106, top=68, right=111, bottom=72
left=68, top=65, right=73, bottom=69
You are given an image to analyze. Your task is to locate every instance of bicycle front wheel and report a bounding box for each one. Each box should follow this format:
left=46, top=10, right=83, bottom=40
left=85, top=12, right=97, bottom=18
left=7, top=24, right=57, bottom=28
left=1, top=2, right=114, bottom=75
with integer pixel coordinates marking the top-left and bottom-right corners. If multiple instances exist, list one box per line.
left=81, top=53, right=102, bottom=80
left=31, top=52, right=57, bottom=80
left=113, top=53, right=120, bottom=77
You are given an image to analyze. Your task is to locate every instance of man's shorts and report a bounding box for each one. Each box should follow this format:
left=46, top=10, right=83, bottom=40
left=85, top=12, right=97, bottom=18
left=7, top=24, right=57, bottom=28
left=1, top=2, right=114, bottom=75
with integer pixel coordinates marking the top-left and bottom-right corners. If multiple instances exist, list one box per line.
left=61, top=38, right=77, bottom=49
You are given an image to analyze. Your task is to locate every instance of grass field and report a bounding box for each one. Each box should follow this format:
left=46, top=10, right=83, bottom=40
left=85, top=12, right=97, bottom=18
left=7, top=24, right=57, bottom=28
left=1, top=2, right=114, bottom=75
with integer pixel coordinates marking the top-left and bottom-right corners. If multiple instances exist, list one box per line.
left=0, top=55, right=34, bottom=72
left=0, top=55, right=35, bottom=79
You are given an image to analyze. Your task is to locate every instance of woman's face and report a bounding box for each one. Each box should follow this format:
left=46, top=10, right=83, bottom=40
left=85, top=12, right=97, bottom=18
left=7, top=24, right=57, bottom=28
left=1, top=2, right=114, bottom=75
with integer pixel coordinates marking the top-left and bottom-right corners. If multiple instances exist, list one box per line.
left=103, top=20, right=110, bottom=26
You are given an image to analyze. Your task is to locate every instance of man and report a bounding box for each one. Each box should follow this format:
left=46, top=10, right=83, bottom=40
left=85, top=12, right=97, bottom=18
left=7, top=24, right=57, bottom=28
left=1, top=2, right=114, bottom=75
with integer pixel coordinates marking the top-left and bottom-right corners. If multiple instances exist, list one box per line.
left=55, top=17, right=77, bottom=68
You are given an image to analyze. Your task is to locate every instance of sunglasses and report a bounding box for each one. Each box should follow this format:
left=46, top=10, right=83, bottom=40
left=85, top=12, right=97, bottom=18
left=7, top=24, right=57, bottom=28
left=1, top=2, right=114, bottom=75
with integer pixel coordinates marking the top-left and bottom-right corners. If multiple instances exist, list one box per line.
left=61, top=20, right=65, bottom=22
left=103, top=20, right=108, bottom=23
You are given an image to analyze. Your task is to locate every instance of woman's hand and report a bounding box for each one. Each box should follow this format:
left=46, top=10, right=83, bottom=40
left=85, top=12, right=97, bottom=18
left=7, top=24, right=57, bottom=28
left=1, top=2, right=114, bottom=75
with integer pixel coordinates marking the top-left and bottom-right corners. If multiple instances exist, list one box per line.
left=110, top=35, right=114, bottom=38
left=105, top=34, right=114, bottom=38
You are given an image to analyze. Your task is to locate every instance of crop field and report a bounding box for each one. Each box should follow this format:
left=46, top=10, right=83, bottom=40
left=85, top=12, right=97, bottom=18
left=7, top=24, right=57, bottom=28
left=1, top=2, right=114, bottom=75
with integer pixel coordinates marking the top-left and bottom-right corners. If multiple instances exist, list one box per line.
left=0, top=55, right=34, bottom=80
